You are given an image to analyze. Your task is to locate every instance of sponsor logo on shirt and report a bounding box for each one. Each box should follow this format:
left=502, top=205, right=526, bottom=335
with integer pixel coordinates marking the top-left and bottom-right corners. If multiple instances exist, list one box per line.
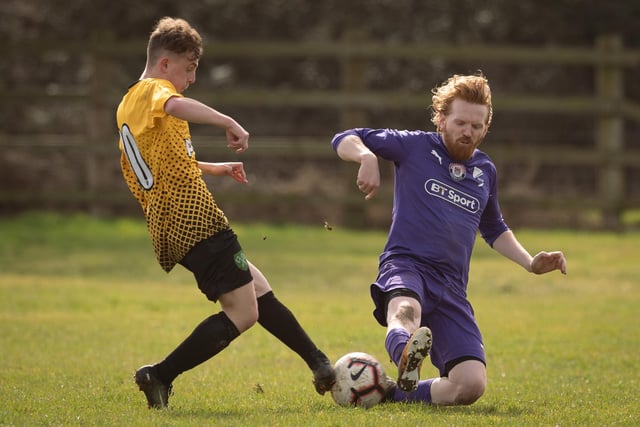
left=185, top=138, right=195, bottom=157
left=425, top=179, right=480, bottom=213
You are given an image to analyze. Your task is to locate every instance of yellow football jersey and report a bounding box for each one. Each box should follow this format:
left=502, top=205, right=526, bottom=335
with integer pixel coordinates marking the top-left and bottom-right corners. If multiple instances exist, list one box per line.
left=116, top=78, right=229, bottom=272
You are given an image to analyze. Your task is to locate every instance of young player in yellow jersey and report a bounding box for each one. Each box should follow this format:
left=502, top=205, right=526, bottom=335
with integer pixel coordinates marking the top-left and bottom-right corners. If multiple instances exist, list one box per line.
left=116, top=17, right=335, bottom=408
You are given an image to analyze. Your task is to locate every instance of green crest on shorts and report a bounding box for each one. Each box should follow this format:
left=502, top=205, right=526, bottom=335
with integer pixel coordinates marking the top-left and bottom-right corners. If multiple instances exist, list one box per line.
left=233, top=250, right=249, bottom=271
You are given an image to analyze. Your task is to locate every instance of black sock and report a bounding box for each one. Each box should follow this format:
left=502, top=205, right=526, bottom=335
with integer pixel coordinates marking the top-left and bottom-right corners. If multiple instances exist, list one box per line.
left=155, top=311, right=240, bottom=385
left=257, top=291, right=326, bottom=369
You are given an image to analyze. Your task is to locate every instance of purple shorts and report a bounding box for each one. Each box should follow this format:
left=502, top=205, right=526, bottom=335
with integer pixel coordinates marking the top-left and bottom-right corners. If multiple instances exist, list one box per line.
left=370, top=257, right=486, bottom=376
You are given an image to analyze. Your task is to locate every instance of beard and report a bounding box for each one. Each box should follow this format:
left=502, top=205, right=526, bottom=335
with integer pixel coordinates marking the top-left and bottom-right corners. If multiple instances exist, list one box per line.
left=441, top=130, right=483, bottom=161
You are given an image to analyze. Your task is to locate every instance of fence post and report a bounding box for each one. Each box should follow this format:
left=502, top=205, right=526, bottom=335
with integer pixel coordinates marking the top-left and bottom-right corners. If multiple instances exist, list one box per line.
left=595, top=34, right=624, bottom=229
left=87, top=33, right=117, bottom=215
left=340, top=30, right=369, bottom=129
left=339, top=30, right=370, bottom=228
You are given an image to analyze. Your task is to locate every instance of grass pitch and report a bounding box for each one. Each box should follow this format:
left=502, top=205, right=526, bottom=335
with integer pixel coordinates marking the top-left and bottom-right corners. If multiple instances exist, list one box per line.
left=0, top=213, right=638, bottom=426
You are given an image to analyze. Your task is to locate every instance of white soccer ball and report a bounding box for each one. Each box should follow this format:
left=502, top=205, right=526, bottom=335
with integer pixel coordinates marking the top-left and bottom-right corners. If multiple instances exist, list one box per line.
left=330, top=352, right=387, bottom=409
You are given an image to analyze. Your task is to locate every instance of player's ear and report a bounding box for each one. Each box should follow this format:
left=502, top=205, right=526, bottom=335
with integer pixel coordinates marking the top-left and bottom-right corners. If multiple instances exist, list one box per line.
left=159, top=57, right=170, bottom=72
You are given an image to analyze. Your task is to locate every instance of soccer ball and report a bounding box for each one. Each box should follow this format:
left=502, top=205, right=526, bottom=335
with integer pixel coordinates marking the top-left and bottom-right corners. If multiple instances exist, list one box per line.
left=330, top=352, right=387, bottom=409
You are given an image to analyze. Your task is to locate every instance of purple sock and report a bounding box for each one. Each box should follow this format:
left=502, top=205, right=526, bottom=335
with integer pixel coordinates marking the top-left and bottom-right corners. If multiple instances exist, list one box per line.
left=385, top=328, right=410, bottom=366
left=393, top=378, right=434, bottom=403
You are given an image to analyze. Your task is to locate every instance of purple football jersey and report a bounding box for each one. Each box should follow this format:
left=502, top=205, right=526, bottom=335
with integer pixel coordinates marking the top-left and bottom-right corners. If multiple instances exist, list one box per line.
left=332, top=128, right=509, bottom=294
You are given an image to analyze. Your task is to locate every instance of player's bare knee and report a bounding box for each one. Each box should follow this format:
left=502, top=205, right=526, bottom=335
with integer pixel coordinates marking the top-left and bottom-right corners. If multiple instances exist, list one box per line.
left=243, top=308, right=259, bottom=329
left=237, top=316, right=258, bottom=333
left=228, top=306, right=258, bottom=333
left=389, top=300, right=417, bottom=324
left=455, top=378, right=485, bottom=405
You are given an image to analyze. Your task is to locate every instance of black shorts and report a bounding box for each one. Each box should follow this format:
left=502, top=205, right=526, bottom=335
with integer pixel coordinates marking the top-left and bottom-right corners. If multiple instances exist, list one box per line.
left=179, top=229, right=253, bottom=302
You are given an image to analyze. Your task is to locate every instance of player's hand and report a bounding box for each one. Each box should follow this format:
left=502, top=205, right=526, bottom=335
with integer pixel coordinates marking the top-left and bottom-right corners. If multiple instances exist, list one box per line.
left=357, top=155, right=380, bottom=200
left=222, top=162, right=248, bottom=184
left=531, top=251, right=567, bottom=275
left=226, top=124, right=249, bottom=153
left=197, top=161, right=248, bottom=183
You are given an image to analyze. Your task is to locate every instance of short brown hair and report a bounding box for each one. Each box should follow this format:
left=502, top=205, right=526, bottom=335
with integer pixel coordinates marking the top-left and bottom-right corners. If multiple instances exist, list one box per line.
left=430, top=73, right=493, bottom=129
left=147, top=17, right=203, bottom=64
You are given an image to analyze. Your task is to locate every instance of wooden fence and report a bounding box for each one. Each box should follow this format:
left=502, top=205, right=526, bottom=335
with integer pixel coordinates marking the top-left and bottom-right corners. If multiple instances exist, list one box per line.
left=1, top=34, right=639, bottom=229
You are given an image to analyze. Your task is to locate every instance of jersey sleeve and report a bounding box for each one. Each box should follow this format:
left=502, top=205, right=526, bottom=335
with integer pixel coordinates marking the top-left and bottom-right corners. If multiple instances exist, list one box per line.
left=478, top=161, right=509, bottom=246
left=332, top=128, right=419, bottom=162
left=147, top=80, right=182, bottom=130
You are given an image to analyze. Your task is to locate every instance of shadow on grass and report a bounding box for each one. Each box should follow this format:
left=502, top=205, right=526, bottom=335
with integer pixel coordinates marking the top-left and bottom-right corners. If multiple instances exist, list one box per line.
left=164, top=400, right=530, bottom=420
left=382, top=400, right=529, bottom=418
left=445, top=403, right=528, bottom=417
left=167, top=407, right=250, bottom=419
left=165, top=400, right=334, bottom=420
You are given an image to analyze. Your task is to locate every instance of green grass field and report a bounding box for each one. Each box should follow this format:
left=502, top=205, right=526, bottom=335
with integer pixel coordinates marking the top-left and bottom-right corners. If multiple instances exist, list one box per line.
left=1, top=213, right=638, bottom=426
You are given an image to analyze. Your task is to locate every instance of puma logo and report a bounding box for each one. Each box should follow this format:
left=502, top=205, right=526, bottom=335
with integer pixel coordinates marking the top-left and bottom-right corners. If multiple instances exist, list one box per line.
left=431, top=149, right=442, bottom=165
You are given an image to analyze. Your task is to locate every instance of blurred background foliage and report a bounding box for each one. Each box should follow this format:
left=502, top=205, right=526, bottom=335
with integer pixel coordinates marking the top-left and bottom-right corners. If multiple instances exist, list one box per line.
left=3, top=0, right=639, bottom=44
left=1, top=0, right=639, bottom=228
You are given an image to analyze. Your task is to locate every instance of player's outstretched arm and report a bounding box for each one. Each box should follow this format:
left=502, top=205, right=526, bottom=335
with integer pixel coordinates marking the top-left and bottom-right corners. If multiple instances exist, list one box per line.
left=492, top=230, right=567, bottom=275
left=335, top=135, right=380, bottom=200
left=198, top=162, right=248, bottom=184
left=165, top=96, right=249, bottom=153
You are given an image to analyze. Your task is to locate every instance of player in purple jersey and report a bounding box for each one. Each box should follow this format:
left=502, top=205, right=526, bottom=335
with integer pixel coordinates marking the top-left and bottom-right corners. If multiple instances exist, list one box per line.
left=331, top=73, right=567, bottom=406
